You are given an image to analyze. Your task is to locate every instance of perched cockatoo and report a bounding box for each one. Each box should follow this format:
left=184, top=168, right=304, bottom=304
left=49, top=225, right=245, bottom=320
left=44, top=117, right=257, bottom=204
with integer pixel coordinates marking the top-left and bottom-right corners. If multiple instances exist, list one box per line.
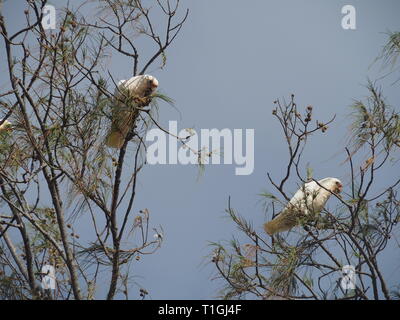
left=0, top=119, right=12, bottom=133
left=106, top=75, right=159, bottom=148
left=264, top=177, right=343, bottom=236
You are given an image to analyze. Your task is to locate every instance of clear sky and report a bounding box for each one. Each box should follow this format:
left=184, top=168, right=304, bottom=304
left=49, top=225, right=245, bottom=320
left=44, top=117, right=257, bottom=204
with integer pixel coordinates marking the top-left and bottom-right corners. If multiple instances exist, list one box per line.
left=1, top=0, right=400, bottom=299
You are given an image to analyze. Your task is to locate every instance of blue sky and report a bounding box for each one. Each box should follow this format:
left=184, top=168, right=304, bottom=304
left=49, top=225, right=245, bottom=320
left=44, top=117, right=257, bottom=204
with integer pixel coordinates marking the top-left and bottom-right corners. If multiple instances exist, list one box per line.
left=1, top=0, right=400, bottom=299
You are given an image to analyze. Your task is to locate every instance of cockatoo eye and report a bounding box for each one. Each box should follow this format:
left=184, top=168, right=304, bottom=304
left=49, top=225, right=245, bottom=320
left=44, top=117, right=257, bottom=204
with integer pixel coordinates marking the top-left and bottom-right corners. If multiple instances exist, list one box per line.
left=150, top=80, right=158, bottom=88
left=334, top=181, right=343, bottom=193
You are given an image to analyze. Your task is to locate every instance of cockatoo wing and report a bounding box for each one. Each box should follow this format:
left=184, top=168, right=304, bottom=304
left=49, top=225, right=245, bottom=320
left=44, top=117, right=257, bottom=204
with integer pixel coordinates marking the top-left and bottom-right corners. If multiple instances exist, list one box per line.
left=286, top=181, right=319, bottom=215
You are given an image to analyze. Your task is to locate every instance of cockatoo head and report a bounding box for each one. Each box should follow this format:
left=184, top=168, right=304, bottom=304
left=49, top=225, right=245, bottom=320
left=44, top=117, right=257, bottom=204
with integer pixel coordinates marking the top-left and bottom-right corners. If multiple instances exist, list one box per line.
left=0, top=119, right=12, bottom=132
left=117, top=75, right=159, bottom=97
left=320, top=177, right=343, bottom=194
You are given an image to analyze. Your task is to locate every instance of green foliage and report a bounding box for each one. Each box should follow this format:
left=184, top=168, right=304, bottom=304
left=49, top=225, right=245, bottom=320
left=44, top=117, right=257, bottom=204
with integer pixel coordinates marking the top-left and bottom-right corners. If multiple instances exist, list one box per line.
left=349, top=81, right=400, bottom=154
left=377, top=31, right=400, bottom=71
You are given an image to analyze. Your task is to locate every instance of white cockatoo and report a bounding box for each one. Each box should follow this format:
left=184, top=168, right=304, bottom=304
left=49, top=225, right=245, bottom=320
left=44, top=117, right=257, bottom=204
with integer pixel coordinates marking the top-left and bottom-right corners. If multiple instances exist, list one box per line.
left=106, top=74, right=159, bottom=148
left=264, top=177, right=343, bottom=236
left=0, top=119, right=12, bottom=133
